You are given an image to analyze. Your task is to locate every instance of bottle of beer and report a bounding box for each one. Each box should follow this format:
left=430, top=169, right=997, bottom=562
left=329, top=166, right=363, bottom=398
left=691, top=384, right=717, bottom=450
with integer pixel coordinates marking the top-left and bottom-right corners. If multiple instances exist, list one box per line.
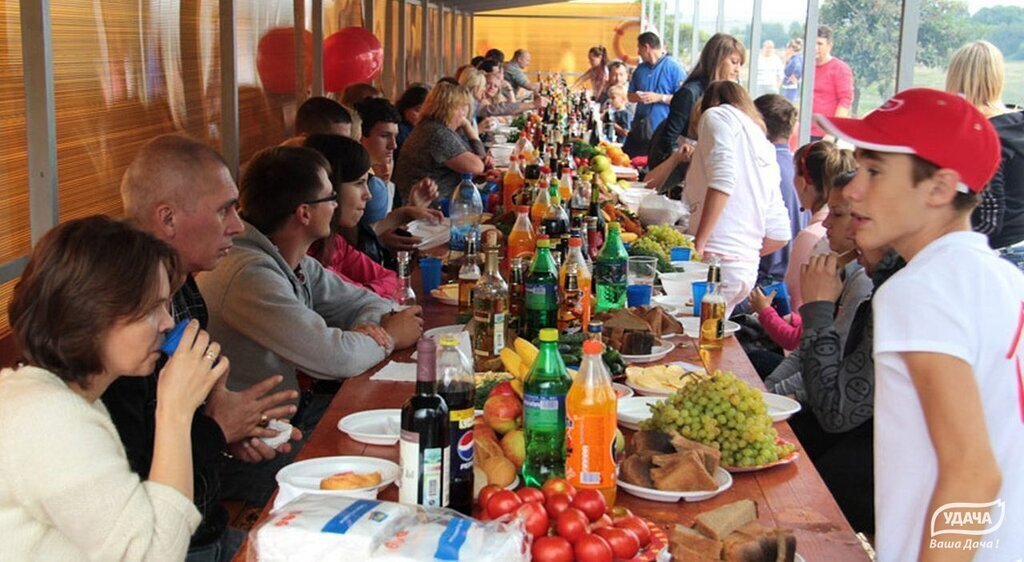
left=457, top=231, right=481, bottom=324
left=699, top=263, right=726, bottom=351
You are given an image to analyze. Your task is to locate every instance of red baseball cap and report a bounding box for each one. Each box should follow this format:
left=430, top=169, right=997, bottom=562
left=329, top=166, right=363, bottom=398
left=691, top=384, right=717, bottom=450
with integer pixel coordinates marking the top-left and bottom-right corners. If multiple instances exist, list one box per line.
left=814, top=88, right=1000, bottom=193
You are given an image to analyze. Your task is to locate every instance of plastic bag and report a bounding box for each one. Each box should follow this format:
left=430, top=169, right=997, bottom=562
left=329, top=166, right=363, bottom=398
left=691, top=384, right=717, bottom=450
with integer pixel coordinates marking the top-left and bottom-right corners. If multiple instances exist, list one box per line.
left=249, top=494, right=529, bottom=562
left=638, top=193, right=689, bottom=228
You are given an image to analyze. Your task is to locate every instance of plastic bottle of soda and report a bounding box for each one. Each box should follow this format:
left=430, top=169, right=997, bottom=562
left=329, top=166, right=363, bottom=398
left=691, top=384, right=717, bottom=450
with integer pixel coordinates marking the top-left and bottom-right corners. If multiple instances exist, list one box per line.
left=565, top=339, right=618, bottom=505
left=436, top=334, right=475, bottom=515
left=594, top=222, right=628, bottom=312
left=450, top=174, right=483, bottom=252
left=524, top=237, right=559, bottom=341
left=503, top=155, right=525, bottom=212
left=523, top=328, right=573, bottom=487
left=507, top=206, right=536, bottom=260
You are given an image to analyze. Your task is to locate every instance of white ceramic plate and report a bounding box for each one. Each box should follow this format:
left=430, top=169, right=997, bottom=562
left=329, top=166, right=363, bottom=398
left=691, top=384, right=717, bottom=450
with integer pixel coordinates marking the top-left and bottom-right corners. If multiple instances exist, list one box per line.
left=423, top=324, right=467, bottom=339
left=337, top=408, right=401, bottom=445
left=617, top=396, right=665, bottom=430
left=621, top=341, right=676, bottom=364
left=612, top=382, right=634, bottom=399
left=617, top=467, right=733, bottom=502
left=430, top=283, right=459, bottom=306
left=679, top=317, right=741, bottom=338
left=625, top=361, right=706, bottom=397
left=276, top=456, right=400, bottom=498
left=761, top=391, right=802, bottom=422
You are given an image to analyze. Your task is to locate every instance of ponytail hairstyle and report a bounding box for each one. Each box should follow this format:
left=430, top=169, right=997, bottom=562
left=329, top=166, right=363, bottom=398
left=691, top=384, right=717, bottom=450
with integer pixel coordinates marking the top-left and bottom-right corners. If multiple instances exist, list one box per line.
left=793, top=140, right=835, bottom=209
left=589, top=45, right=609, bottom=67
left=696, top=80, right=766, bottom=135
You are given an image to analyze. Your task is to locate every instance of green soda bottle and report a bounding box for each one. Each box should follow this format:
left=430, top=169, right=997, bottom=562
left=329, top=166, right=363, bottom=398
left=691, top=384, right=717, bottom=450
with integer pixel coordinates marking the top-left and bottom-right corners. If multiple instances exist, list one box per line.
left=522, top=328, right=573, bottom=487
left=594, top=222, right=628, bottom=312
left=524, top=237, right=559, bottom=341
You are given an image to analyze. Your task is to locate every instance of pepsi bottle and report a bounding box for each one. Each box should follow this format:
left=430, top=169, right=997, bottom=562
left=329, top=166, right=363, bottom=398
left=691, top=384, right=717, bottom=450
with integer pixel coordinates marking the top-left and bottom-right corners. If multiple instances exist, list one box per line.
left=436, top=334, right=476, bottom=515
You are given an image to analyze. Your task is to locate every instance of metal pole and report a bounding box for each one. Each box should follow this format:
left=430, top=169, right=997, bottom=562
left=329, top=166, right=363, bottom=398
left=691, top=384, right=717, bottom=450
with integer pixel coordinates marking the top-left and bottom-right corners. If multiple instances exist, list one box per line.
left=672, top=0, right=681, bottom=59
left=896, top=0, right=921, bottom=92
left=748, top=0, right=762, bottom=93
left=438, top=4, right=445, bottom=77
left=798, top=0, right=820, bottom=144
left=364, top=0, right=374, bottom=32
left=312, top=0, right=323, bottom=97
left=658, top=0, right=666, bottom=42
left=220, top=0, right=240, bottom=180
left=384, top=0, right=395, bottom=97
left=450, top=9, right=458, bottom=74
left=399, top=0, right=407, bottom=91
left=422, top=1, right=430, bottom=82
left=690, top=0, right=700, bottom=69
left=640, top=0, right=647, bottom=31
left=294, top=0, right=306, bottom=102
left=20, top=0, right=58, bottom=243
left=716, top=0, right=724, bottom=32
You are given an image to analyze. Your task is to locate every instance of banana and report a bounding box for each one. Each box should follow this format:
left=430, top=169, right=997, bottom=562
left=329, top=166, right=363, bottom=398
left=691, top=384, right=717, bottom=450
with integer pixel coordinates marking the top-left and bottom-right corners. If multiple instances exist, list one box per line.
left=513, top=338, right=539, bottom=370
left=500, top=347, right=522, bottom=378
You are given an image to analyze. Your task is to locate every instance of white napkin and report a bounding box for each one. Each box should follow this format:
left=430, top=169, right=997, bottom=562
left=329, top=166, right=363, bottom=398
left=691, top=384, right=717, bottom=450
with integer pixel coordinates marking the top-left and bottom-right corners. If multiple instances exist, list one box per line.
left=369, top=361, right=418, bottom=382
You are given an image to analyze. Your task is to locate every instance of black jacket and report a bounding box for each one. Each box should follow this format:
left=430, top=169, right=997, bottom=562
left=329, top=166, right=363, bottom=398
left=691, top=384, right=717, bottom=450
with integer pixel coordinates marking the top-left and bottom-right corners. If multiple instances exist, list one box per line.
left=973, top=109, right=1024, bottom=249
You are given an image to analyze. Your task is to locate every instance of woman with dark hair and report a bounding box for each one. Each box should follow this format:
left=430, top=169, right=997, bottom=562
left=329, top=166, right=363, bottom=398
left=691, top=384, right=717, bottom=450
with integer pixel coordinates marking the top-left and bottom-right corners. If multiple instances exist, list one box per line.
left=572, top=46, right=610, bottom=100
left=647, top=33, right=747, bottom=175
left=303, top=134, right=402, bottom=298
left=394, top=83, right=430, bottom=155
left=0, top=216, right=227, bottom=560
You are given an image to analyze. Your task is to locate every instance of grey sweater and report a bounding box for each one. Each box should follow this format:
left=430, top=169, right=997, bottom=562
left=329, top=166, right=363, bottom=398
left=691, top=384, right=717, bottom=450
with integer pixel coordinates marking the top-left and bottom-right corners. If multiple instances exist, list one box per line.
left=197, top=223, right=394, bottom=395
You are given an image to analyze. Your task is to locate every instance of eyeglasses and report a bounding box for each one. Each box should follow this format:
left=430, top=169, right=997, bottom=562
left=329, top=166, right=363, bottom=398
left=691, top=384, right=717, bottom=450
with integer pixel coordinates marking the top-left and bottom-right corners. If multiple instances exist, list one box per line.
left=304, top=191, right=338, bottom=205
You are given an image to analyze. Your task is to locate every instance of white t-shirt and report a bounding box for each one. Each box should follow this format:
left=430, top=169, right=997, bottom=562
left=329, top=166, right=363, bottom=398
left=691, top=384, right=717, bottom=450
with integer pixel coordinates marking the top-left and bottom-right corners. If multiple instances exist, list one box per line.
left=873, top=231, right=1024, bottom=562
left=684, top=104, right=792, bottom=268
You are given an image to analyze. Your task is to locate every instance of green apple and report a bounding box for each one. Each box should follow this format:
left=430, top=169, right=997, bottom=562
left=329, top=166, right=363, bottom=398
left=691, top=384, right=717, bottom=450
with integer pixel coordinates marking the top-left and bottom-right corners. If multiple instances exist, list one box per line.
left=592, top=154, right=612, bottom=173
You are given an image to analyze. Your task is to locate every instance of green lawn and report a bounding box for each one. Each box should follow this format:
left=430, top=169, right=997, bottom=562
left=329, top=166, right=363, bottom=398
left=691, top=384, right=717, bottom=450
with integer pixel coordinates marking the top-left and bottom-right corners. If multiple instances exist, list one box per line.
left=855, top=60, right=1024, bottom=114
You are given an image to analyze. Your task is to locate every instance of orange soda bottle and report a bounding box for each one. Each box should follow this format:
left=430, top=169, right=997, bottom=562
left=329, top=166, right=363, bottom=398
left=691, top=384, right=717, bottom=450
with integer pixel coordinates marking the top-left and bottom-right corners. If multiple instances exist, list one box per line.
left=531, top=178, right=552, bottom=228
left=502, top=155, right=525, bottom=212
left=507, top=206, right=536, bottom=260
left=559, top=236, right=592, bottom=332
left=565, top=339, right=618, bottom=506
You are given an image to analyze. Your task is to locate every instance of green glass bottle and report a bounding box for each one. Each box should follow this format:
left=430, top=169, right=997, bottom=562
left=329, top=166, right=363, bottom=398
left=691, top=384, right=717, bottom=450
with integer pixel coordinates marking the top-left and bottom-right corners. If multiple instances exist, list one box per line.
left=524, top=237, right=559, bottom=341
left=522, top=328, right=573, bottom=487
left=594, top=221, right=628, bottom=312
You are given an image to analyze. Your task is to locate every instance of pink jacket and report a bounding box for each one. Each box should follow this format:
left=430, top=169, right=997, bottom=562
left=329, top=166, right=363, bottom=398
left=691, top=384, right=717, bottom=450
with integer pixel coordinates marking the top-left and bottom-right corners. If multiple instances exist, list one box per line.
left=312, top=234, right=400, bottom=300
left=758, top=307, right=803, bottom=351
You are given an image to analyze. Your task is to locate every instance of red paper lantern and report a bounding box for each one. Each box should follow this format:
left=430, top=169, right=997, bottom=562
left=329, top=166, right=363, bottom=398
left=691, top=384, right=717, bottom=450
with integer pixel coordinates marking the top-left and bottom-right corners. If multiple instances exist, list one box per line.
left=256, top=27, right=313, bottom=95
left=323, top=27, right=384, bottom=93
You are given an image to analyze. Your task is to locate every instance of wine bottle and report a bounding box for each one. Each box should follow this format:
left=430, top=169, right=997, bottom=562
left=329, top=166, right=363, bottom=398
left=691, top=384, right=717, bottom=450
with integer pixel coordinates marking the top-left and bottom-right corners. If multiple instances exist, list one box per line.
left=399, top=338, right=451, bottom=508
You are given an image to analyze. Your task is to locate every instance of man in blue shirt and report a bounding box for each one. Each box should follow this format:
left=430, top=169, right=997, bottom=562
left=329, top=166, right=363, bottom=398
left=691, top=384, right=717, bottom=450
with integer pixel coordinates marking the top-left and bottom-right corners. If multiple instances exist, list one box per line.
left=627, top=32, right=686, bottom=147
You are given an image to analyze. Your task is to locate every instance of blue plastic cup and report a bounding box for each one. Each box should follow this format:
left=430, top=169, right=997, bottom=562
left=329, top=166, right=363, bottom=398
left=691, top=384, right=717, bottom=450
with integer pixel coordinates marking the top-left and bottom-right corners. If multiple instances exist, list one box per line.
left=692, top=281, right=709, bottom=317
left=761, top=281, right=792, bottom=316
left=160, top=319, right=190, bottom=355
left=670, top=247, right=692, bottom=262
left=626, top=284, right=653, bottom=307
left=419, top=257, right=443, bottom=297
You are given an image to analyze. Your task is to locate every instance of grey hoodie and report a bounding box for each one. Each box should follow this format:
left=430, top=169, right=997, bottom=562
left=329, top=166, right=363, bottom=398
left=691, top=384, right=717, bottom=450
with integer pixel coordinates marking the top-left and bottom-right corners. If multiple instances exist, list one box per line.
left=197, top=222, right=393, bottom=395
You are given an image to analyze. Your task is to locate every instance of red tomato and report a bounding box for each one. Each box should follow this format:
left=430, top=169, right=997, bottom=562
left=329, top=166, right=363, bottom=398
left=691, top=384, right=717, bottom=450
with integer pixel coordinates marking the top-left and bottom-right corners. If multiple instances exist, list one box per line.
left=517, top=487, right=545, bottom=504
left=542, top=477, right=577, bottom=501
left=515, top=501, right=550, bottom=539
left=574, top=534, right=613, bottom=562
left=595, top=527, right=640, bottom=560
left=590, top=514, right=613, bottom=531
left=486, top=490, right=523, bottom=519
left=531, top=536, right=574, bottom=562
left=614, top=516, right=651, bottom=548
left=478, top=484, right=502, bottom=510
left=571, top=489, right=608, bottom=522
left=544, top=492, right=573, bottom=520
left=609, top=505, right=634, bottom=525
left=555, top=508, right=590, bottom=544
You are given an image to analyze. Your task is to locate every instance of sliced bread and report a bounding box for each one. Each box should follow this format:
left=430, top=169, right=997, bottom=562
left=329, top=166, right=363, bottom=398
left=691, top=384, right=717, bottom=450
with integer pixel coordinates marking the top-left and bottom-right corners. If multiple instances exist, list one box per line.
left=694, top=499, right=758, bottom=540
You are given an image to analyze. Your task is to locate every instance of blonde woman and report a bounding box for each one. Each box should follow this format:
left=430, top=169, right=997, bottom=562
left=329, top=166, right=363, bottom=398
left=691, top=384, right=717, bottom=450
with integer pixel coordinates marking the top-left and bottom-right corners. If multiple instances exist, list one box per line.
left=392, top=81, right=486, bottom=201
left=945, top=40, right=1024, bottom=254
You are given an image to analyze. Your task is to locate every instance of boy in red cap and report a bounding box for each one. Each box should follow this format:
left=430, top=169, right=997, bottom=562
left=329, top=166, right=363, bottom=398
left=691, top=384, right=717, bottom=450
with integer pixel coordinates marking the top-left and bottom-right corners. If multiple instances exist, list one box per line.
left=817, top=88, right=1024, bottom=562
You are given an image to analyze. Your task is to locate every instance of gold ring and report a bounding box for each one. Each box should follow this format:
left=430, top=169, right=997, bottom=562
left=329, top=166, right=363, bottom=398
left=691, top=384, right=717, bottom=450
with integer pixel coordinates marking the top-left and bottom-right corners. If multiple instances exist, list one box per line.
left=258, top=414, right=269, bottom=428
left=204, top=349, right=218, bottom=361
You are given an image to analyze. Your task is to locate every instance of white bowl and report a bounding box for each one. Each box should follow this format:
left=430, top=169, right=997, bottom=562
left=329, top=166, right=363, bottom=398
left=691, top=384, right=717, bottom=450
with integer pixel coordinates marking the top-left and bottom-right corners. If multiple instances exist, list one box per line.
left=337, top=409, right=401, bottom=445
left=658, top=271, right=708, bottom=298
left=672, top=261, right=708, bottom=276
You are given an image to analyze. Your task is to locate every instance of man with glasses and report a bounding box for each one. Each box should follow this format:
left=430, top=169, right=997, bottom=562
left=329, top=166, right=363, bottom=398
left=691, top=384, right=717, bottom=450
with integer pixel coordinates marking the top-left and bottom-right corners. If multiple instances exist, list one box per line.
left=198, top=146, right=423, bottom=503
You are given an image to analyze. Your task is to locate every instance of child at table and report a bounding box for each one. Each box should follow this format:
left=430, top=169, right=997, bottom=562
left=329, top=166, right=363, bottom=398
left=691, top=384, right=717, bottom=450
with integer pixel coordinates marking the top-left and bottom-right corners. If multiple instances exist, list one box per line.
left=606, top=85, right=632, bottom=143
left=817, top=89, right=1024, bottom=561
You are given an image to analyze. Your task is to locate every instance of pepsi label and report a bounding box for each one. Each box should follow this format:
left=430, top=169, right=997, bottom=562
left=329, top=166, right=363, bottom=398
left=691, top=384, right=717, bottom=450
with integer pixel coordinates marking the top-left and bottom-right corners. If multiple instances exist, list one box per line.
left=450, top=408, right=475, bottom=474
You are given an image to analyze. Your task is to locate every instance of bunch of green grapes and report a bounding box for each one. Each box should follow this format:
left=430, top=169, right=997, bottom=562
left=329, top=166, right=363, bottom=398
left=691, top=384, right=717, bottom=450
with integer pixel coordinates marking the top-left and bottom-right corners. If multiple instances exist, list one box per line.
left=645, top=225, right=695, bottom=254
left=628, top=236, right=674, bottom=272
left=640, top=371, right=794, bottom=467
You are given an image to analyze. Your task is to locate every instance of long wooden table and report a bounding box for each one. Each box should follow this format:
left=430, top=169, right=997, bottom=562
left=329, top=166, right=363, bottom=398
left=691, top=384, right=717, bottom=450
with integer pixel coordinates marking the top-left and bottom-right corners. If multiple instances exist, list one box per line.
left=234, top=298, right=870, bottom=561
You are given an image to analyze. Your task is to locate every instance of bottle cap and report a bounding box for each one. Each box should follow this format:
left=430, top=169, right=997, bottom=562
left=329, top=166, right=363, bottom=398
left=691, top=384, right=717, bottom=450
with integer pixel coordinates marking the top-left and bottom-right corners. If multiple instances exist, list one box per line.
left=539, top=328, right=559, bottom=342
left=588, top=320, right=604, bottom=333
left=568, top=237, right=582, bottom=247
left=438, top=334, right=459, bottom=347
left=707, top=264, right=722, bottom=283
left=582, top=339, right=604, bottom=354
left=608, top=221, right=620, bottom=231
left=517, top=205, right=530, bottom=213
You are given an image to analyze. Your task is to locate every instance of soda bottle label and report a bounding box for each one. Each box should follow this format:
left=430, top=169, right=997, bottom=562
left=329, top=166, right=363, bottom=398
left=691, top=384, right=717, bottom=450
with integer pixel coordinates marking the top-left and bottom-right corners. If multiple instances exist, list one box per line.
left=565, top=414, right=616, bottom=487
left=525, top=282, right=557, bottom=309
left=450, top=407, right=475, bottom=478
left=524, top=393, right=565, bottom=429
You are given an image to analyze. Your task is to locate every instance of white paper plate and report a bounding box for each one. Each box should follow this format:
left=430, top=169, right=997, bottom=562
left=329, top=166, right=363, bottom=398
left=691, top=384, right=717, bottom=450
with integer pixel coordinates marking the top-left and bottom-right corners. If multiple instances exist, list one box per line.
left=651, top=295, right=688, bottom=313
left=407, top=219, right=451, bottom=250
left=625, top=361, right=706, bottom=397
left=423, top=324, right=467, bottom=339
left=617, top=396, right=665, bottom=430
left=761, top=391, right=802, bottom=422
left=430, top=283, right=459, bottom=306
left=621, top=341, right=676, bottom=363
left=612, top=382, right=634, bottom=399
left=617, top=466, right=733, bottom=502
left=276, top=456, right=400, bottom=499
left=680, top=317, right=741, bottom=338
left=337, top=408, right=401, bottom=445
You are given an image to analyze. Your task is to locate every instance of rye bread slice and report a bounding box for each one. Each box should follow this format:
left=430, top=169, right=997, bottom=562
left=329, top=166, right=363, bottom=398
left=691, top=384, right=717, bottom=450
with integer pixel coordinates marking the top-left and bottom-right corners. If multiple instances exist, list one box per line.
left=694, top=499, right=758, bottom=540
left=650, top=451, right=718, bottom=491
left=631, top=430, right=676, bottom=455
left=668, top=542, right=720, bottom=562
left=670, top=524, right=723, bottom=559
left=671, top=433, right=722, bottom=474
left=619, top=454, right=654, bottom=488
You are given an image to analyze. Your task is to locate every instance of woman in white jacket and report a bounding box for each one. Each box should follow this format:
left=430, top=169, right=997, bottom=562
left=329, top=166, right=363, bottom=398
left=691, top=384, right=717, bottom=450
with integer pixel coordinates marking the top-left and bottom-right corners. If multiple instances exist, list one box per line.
left=684, top=80, right=793, bottom=315
left=0, top=216, right=227, bottom=561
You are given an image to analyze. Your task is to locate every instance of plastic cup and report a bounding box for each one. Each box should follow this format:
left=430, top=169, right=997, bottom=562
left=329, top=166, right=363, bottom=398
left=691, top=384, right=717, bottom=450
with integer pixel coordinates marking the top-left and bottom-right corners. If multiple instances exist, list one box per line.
left=670, top=247, right=692, bottom=262
left=761, top=281, right=792, bottom=316
left=627, top=256, right=658, bottom=286
left=419, top=257, right=443, bottom=297
left=692, top=281, right=709, bottom=317
left=626, top=284, right=653, bottom=307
